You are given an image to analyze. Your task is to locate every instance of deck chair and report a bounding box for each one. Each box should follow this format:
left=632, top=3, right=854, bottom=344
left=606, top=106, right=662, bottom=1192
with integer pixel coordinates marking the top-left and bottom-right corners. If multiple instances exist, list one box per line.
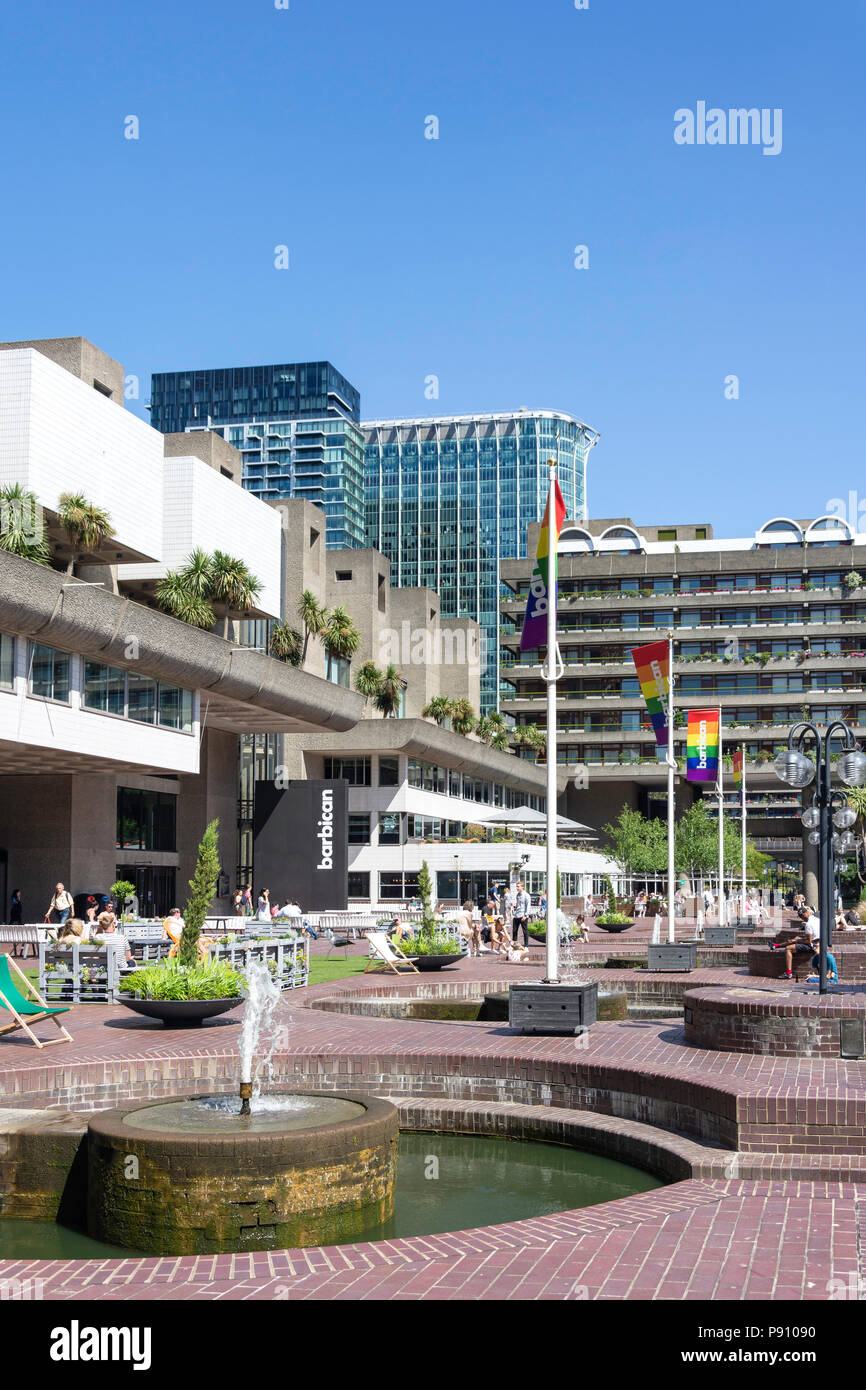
left=0, top=954, right=73, bottom=1048
left=324, top=926, right=351, bottom=960
left=364, top=931, right=420, bottom=974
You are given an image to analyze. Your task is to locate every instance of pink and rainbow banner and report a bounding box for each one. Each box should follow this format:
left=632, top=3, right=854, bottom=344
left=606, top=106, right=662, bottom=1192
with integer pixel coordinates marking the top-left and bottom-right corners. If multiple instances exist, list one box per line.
left=686, top=708, right=720, bottom=782
left=631, top=640, right=670, bottom=746
left=520, top=478, right=567, bottom=651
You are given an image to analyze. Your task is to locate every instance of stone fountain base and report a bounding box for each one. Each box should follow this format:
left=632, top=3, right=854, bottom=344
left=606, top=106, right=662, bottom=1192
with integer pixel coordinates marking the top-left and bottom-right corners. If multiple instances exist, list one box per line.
left=87, top=1090, right=398, bottom=1255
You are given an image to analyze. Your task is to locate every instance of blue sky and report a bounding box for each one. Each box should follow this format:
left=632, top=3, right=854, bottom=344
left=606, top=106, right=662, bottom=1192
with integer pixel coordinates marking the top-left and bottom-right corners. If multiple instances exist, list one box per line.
left=1, top=0, right=863, bottom=535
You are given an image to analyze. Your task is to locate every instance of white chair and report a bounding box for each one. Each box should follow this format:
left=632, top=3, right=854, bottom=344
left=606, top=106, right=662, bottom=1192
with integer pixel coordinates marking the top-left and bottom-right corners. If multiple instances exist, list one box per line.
left=364, top=931, right=419, bottom=974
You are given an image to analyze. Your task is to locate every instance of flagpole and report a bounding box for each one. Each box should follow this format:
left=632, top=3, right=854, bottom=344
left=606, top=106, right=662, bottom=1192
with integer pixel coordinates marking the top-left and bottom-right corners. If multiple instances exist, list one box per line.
left=544, top=459, right=560, bottom=983
left=741, top=742, right=747, bottom=917
left=717, top=709, right=725, bottom=926
left=666, top=630, right=676, bottom=943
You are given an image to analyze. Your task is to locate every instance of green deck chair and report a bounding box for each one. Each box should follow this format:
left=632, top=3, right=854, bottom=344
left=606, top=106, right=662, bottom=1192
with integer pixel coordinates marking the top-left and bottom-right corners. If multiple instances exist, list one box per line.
left=0, top=954, right=73, bottom=1049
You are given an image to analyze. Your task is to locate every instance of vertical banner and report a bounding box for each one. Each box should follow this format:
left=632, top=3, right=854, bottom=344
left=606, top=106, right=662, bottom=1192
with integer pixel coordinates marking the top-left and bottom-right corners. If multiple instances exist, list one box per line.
left=732, top=748, right=744, bottom=786
left=630, top=640, right=670, bottom=746
left=520, top=478, right=567, bottom=650
left=253, top=779, right=349, bottom=911
left=686, top=707, right=721, bottom=782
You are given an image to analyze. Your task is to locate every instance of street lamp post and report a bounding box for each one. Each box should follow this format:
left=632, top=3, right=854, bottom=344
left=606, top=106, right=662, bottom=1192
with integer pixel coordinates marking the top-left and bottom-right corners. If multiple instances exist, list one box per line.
left=774, top=720, right=866, bottom=995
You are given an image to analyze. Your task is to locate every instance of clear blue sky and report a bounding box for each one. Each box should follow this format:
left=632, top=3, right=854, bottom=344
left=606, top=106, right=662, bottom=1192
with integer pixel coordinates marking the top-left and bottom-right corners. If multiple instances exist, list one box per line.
left=1, top=0, right=863, bottom=535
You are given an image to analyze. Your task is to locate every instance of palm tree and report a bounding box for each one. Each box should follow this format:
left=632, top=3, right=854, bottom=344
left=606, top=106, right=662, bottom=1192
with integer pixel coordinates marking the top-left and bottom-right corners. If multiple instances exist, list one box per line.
left=179, top=547, right=215, bottom=600
left=57, top=492, right=114, bottom=576
left=354, top=660, right=382, bottom=711
left=513, top=721, right=545, bottom=759
left=476, top=711, right=510, bottom=751
left=449, top=698, right=476, bottom=736
left=323, top=605, right=361, bottom=662
left=297, top=589, right=329, bottom=662
left=422, top=696, right=453, bottom=727
left=154, top=569, right=215, bottom=629
left=374, top=663, right=404, bottom=718
left=0, top=483, right=50, bottom=565
left=846, top=787, right=866, bottom=884
left=209, top=550, right=263, bottom=638
left=269, top=621, right=303, bottom=666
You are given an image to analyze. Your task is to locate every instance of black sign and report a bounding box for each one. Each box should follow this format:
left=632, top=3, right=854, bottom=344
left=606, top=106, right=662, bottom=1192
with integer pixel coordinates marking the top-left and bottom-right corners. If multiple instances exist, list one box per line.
left=252, top=779, right=348, bottom=912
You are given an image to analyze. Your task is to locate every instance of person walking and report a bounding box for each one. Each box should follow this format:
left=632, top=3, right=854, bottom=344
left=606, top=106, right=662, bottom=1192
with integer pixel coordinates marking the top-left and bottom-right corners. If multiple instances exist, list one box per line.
left=256, top=889, right=271, bottom=921
left=233, top=889, right=244, bottom=916
left=46, top=882, right=74, bottom=927
left=9, top=889, right=22, bottom=926
left=513, top=881, right=531, bottom=948
left=242, top=883, right=253, bottom=916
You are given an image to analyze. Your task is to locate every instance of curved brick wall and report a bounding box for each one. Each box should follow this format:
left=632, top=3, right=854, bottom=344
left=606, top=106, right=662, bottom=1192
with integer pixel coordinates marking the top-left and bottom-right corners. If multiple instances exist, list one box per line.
left=749, top=943, right=866, bottom=982
left=684, top=986, right=866, bottom=1059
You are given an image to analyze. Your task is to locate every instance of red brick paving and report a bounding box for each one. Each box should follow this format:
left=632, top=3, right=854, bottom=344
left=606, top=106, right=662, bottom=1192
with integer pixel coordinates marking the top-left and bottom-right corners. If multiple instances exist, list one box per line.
left=2, top=942, right=866, bottom=1300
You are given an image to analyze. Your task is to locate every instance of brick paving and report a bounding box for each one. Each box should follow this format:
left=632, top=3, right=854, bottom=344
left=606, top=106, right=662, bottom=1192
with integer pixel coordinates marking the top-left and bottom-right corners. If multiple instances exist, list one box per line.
left=2, top=937, right=866, bottom=1299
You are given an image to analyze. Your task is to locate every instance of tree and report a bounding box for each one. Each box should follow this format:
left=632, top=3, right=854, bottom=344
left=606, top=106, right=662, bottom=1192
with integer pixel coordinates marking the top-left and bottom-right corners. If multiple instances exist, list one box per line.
left=57, top=492, right=114, bottom=575
left=269, top=621, right=303, bottom=666
left=0, top=483, right=51, bottom=565
left=322, top=605, right=361, bottom=663
left=354, top=660, right=382, bottom=710
left=602, top=807, right=666, bottom=882
left=422, top=696, right=453, bottom=727
left=845, top=787, right=866, bottom=883
left=476, top=711, right=509, bottom=751
left=417, top=859, right=437, bottom=934
left=155, top=569, right=216, bottom=629
left=374, top=663, right=404, bottom=717
left=297, top=589, right=328, bottom=662
left=180, top=819, right=221, bottom=967
left=209, top=550, right=263, bottom=638
left=674, top=801, right=718, bottom=884
left=449, top=698, right=476, bottom=736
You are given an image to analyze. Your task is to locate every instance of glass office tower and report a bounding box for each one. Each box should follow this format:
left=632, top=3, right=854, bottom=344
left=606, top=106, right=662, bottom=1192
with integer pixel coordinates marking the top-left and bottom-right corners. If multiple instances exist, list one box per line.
left=363, top=411, right=597, bottom=709
left=149, top=362, right=364, bottom=548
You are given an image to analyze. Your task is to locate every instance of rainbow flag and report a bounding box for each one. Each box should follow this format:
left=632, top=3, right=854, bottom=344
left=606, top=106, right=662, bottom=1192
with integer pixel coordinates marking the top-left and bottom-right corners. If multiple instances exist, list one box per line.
left=631, top=640, right=670, bottom=746
left=687, top=708, right=720, bottom=782
left=733, top=748, right=744, bottom=786
left=520, top=478, right=567, bottom=650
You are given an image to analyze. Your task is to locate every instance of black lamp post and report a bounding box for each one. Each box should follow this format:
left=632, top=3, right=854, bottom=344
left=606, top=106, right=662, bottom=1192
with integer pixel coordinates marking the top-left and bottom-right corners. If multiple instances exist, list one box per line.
left=774, top=721, right=866, bottom=995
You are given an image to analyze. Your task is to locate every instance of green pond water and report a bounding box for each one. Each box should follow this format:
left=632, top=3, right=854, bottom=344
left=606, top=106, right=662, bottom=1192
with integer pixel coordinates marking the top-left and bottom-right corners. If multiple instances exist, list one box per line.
left=0, top=1131, right=661, bottom=1259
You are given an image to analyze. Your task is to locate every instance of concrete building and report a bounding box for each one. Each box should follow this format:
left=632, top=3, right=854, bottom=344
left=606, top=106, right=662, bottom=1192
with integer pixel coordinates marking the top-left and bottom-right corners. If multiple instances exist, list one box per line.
left=500, top=514, right=866, bottom=887
left=279, top=720, right=613, bottom=909
left=0, top=337, right=363, bottom=918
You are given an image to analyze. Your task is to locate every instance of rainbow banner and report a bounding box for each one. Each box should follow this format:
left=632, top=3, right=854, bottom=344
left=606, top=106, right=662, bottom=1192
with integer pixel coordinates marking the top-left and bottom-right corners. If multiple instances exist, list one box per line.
left=631, top=640, right=670, bottom=746
left=733, top=748, right=744, bottom=786
left=687, top=708, right=720, bottom=782
left=520, top=478, right=567, bottom=651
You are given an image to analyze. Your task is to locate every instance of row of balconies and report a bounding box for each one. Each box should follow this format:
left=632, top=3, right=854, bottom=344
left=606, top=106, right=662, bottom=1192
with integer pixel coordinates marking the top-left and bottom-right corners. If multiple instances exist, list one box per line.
left=500, top=652, right=866, bottom=675
left=501, top=688, right=866, bottom=707
left=500, top=618, right=866, bottom=645
left=500, top=583, right=856, bottom=610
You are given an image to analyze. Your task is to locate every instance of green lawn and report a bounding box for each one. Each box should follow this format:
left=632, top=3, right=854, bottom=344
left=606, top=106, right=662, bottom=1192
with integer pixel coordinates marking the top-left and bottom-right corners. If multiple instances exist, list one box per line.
left=306, top=955, right=370, bottom=987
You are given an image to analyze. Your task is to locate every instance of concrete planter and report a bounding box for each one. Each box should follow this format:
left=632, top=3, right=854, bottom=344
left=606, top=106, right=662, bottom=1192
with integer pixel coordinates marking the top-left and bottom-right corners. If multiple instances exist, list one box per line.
left=703, top=926, right=736, bottom=947
left=411, top=953, right=464, bottom=972
left=509, top=981, right=598, bottom=1035
left=118, top=997, right=243, bottom=1027
left=647, top=942, right=698, bottom=973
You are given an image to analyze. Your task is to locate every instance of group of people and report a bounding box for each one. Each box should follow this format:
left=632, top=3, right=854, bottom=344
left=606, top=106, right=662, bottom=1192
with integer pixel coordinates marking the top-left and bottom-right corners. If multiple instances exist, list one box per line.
left=232, top=885, right=303, bottom=923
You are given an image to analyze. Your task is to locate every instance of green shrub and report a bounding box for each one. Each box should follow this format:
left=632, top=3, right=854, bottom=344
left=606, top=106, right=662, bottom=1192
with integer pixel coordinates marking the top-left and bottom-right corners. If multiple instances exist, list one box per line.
left=596, top=911, right=633, bottom=926
left=119, top=960, right=243, bottom=1000
left=406, top=931, right=461, bottom=957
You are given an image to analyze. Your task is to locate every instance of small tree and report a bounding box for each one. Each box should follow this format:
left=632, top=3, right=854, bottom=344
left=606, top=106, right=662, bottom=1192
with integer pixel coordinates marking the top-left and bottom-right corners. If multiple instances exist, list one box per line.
left=417, top=859, right=437, bottom=935
left=422, top=696, right=453, bottom=726
left=110, top=878, right=137, bottom=916
left=270, top=621, right=303, bottom=665
left=0, top=483, right=51, bottom=565
left=57, top=492, right=114, bottom=576
left=180, top=819, right=220, bottom=967
left=354, top=660, right=382, bottom=710
left=449, top=698, right=476, bottom=735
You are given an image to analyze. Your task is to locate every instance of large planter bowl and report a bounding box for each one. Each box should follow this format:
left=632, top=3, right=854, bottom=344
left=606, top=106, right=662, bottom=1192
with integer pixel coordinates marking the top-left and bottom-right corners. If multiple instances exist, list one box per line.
left=118, top=996, right=243, bottom=1028
left=594, top=919, right=634, bottom=934
left=410, top=953, right=464, bottom=972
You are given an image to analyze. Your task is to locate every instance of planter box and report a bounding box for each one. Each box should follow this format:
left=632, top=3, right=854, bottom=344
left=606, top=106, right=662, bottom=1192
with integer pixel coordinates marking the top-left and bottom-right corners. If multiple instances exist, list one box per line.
left=703, top=926, right=736, bottom=947
left=509, top=981, right=598, bottom=1035
left=647, top=942, right=698, bottom=973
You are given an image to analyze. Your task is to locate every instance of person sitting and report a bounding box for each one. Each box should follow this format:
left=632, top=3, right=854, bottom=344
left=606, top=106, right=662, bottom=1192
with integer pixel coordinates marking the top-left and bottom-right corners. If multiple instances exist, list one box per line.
left=490, top=915, right=511, bottom=955
left=96, top=911, right=134, bottom=966
left=574, top=914, right=589, bottom=943
left=634, top=891, right=647, bottom=919
left=162, top=907, right=209, bottom=961
left=503, top=938, right=530, bottom=963
left=772, top=906, right=820, bottom=979
left=807, top=949, right=839, bottom=984
left=58, top=916, right=87, bottom=944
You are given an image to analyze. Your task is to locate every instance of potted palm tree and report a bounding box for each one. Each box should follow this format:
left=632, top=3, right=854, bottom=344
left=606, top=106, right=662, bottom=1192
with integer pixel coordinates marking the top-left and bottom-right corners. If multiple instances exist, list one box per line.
left=118, top=820, right=245, bottom=1026
left=57, top=492, right=114, bottom=576
left=0, top=483, right=51, bottom=564
left=374, top=663, right=405, bottom=718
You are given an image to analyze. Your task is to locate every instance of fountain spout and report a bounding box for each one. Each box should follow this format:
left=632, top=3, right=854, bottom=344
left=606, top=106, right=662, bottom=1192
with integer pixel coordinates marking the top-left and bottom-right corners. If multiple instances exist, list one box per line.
left=239, top=1081, right=252, bottom=1117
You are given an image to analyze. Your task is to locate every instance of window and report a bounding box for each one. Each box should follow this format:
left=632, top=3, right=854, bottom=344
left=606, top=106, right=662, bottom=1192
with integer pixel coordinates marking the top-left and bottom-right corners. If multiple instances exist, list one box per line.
left=348, top=813, right=370, bottom=845
left=0, top=632, right=13, bottom=689
left=29, top=644, right=69, bottom=702
left=84, top=661, right=126, bottom=715
left=657, top=529, right=677, bottom=542
left=378, top=756, right=399, bottom=786
left=127, top=672, right=157, bottom=724
left=323, top=756, right=371, bottom=786
left=326, top=654, right=351, bottom=688
left=378, top=813, right=402, bottom=845
left=695, top=528, right=708, bottom=540
left=347, top=872, right=370, bottom=900
left=379, top=872, right=405, bottom=900
left=116, top=788, right=177, bottom=852
left=335, top=570, right=352, bottom=581
left=159, top=684, right=194, bottom=732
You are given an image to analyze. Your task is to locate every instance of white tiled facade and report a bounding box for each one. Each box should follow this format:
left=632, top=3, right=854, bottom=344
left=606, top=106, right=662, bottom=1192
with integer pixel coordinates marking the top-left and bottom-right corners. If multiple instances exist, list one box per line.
left=0, top=349, right=164, bottom=561
left=123, top=456, right=282, bottom=618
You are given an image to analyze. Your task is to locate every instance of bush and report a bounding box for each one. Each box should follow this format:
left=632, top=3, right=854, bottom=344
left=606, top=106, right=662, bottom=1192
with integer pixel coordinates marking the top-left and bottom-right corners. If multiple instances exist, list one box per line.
left=119, top=960, right=243, bottom=1000
left=406, top=932, right=461, bottom=957
left=596, top=911, right=633, bottom=926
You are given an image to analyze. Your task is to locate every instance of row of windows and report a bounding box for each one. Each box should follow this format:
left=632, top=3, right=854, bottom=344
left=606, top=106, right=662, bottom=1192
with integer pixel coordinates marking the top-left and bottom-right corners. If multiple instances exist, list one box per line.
left=347, top=869, right=583, bottom=902
left=0, top=636, right=194, bottom=733
left=407, top=758, right=545, bottom=811
left=513, top=571, right=847, bottom=598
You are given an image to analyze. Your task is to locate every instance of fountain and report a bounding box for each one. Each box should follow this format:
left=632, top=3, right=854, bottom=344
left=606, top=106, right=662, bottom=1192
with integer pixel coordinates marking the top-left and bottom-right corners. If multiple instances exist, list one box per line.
left=86, top=960, right=399, bottom=1254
